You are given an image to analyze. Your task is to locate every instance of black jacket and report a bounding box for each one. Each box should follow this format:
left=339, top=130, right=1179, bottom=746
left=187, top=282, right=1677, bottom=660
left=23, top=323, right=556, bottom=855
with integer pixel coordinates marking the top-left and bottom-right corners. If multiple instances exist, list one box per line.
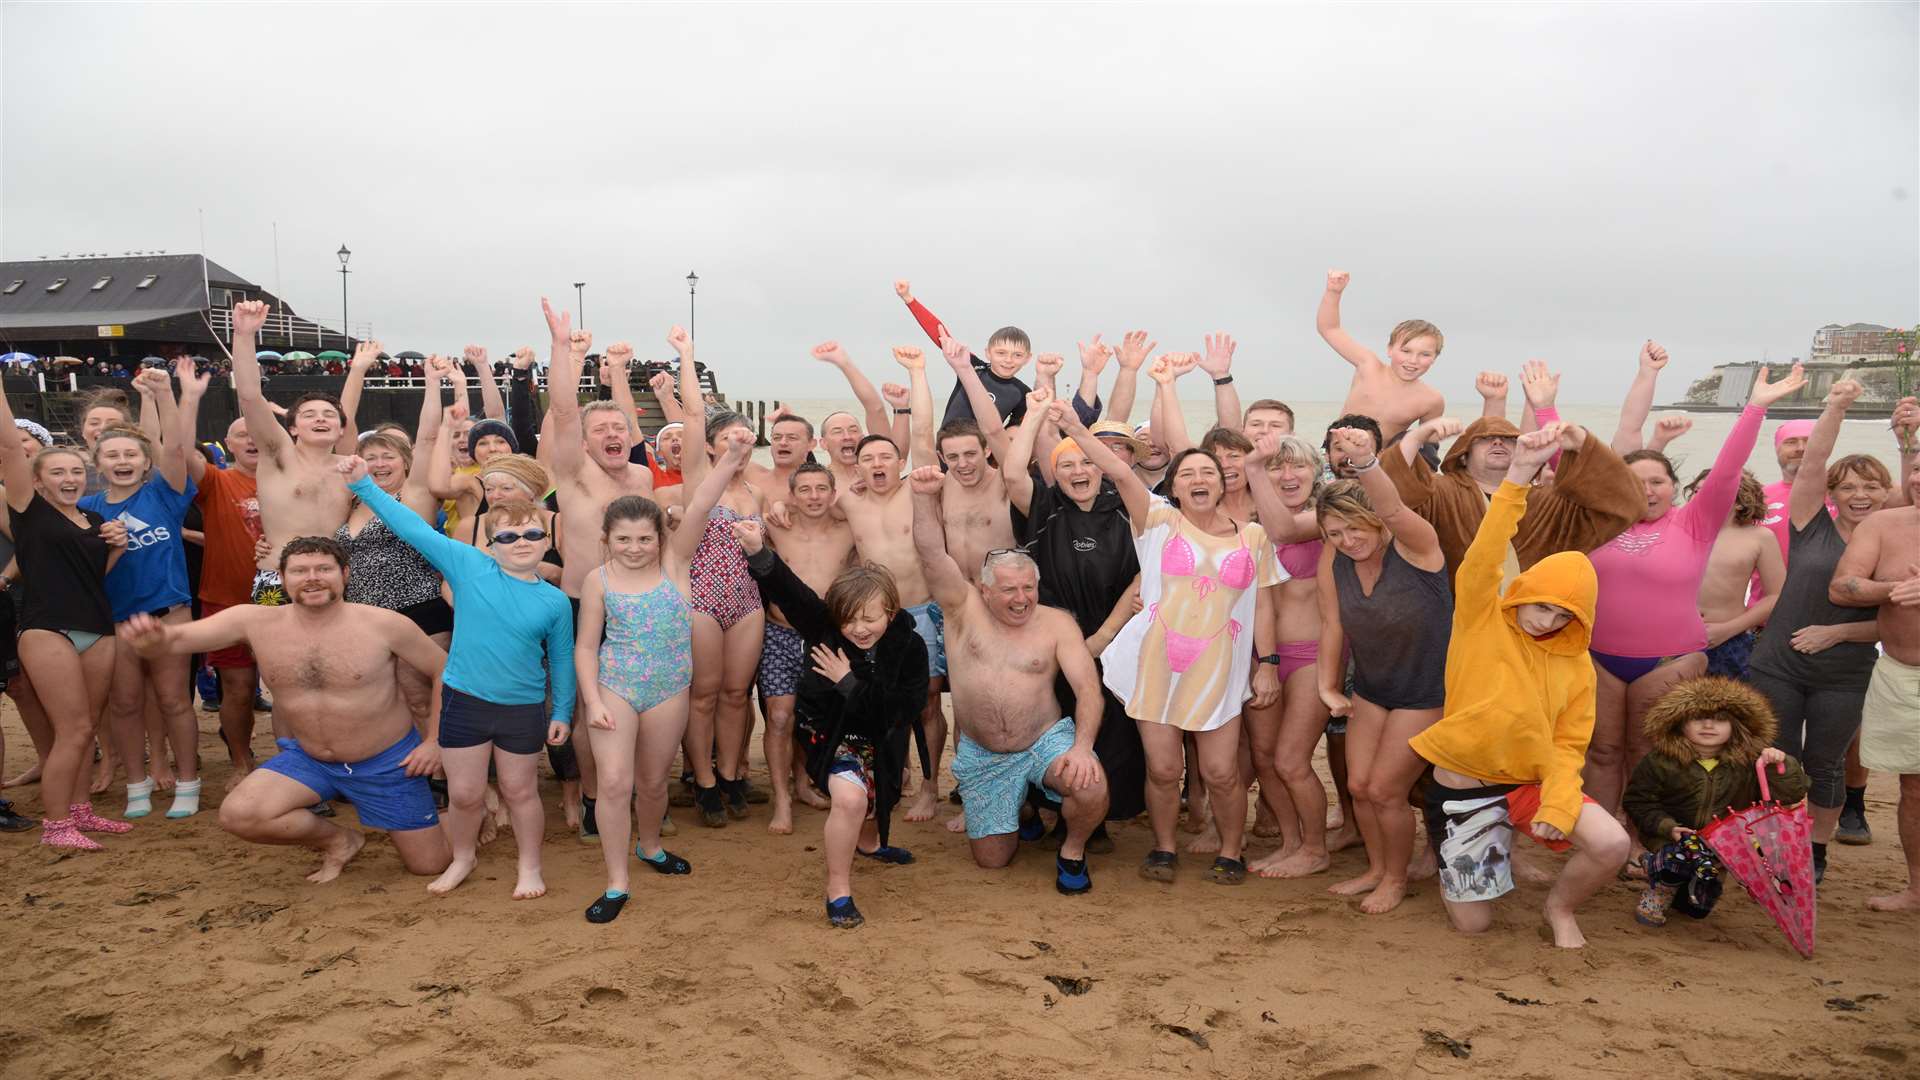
left=747, top=547, right=928, bottom=846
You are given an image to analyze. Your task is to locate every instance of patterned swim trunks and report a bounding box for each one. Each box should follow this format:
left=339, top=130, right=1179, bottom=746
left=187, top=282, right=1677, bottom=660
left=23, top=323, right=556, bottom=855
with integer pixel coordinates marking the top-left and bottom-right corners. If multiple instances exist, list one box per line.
left=757, top=622, right=805, bottom=698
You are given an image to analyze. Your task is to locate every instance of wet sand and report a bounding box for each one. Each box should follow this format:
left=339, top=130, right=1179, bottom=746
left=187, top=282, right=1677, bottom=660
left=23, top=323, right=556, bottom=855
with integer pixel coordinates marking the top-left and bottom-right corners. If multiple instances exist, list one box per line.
left=1, top=701, right=1915, bottom=1080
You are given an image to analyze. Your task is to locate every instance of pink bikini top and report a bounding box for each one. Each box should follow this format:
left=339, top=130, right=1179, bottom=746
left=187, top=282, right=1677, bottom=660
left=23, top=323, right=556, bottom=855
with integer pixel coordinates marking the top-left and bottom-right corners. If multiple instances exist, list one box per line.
left=1275, top=537, right=1322, bottom=580
left=1161, top=518, right=1256, bottom=592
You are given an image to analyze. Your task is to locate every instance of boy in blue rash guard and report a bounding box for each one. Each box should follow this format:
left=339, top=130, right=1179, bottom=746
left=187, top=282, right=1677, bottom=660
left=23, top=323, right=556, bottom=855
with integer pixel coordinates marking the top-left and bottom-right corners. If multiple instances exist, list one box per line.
left=340, top=455, right=575, bottom=902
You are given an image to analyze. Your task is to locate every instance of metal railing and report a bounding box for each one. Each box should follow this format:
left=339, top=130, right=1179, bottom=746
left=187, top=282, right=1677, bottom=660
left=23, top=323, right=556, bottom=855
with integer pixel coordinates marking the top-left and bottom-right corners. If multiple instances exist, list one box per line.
left=204, top=307, right=365, bottom=350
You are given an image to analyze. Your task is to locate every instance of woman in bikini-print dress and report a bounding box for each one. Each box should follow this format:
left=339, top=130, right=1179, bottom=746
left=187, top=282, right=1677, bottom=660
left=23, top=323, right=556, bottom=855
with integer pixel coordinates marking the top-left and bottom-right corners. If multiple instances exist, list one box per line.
left=1103, top=446, right=1283, bottom=887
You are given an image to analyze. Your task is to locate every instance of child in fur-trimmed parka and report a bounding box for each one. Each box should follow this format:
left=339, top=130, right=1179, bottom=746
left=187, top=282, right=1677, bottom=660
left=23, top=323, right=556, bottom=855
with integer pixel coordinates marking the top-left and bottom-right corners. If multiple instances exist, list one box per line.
left=1624, top=676, right=1809, bottom=927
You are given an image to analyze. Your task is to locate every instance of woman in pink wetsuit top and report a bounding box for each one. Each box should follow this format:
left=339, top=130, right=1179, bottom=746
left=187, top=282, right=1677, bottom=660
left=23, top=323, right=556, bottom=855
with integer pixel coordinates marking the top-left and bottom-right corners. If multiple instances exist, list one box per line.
left=1582, top=364, right=1806, bottom=841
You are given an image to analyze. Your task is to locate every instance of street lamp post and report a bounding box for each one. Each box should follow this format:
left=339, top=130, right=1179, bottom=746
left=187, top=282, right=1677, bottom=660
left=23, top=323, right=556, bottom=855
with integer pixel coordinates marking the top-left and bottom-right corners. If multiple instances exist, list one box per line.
left=573, top=281, right=586, bottom=329
left=686, top=270, right=698, bottom=340
left=337, top=244, right=352, bottom=349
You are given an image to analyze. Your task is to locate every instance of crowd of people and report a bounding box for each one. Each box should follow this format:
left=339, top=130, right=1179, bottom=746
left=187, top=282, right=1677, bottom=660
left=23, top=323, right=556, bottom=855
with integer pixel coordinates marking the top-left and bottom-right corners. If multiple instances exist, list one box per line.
left=1, top=275, right=1916, bottom=946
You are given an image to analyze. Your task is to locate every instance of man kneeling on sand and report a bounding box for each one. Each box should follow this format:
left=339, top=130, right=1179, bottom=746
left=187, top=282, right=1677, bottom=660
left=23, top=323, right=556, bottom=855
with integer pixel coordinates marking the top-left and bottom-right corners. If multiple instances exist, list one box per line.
left=124, top=537, right=453, bottom=883
left=909, top=466, right=1109, bottom=894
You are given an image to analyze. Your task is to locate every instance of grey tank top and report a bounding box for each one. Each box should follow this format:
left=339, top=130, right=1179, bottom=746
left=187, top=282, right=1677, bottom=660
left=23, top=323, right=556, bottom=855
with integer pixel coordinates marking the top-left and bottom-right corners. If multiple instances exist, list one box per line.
left=1749, top=513, right=1878, bottom=691
left=1333, top=543, right=1452, bottom=711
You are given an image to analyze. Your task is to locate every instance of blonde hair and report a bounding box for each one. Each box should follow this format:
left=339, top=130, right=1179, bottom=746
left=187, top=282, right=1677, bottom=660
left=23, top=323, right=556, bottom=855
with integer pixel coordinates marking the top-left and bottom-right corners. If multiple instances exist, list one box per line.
left=91, top=424, right=155, bottom=468
left=1314, top=479, right=1385, bottom=535
left=580, top=400, right=630, bottom=431
left=32, top=445, right=89, bottom=478
left=356, top=430, right=414, bottom=472
left=1389, top=319, right=1444, bottom=354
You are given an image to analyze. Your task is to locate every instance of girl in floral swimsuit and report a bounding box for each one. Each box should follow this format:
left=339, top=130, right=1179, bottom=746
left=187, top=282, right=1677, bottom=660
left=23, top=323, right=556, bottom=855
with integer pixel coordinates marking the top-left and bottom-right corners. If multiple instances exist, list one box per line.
left=573, top=428, right=752, bottom=924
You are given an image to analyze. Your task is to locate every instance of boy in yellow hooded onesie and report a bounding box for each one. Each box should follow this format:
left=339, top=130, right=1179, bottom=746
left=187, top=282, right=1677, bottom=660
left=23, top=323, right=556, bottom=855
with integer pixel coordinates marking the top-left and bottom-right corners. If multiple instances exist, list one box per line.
left=1410, top=424, right=1632, bottom=949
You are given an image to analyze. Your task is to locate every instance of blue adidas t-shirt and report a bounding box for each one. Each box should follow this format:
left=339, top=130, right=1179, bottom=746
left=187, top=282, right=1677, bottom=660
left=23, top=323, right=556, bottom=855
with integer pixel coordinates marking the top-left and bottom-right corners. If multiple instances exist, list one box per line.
left=80, top=474, right=197, bottom=621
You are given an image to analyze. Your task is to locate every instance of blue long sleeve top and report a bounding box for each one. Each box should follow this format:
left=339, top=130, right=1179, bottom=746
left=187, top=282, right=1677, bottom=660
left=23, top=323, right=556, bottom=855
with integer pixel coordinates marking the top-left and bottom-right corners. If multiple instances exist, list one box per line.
left=348, top=475, right=576, bottom=725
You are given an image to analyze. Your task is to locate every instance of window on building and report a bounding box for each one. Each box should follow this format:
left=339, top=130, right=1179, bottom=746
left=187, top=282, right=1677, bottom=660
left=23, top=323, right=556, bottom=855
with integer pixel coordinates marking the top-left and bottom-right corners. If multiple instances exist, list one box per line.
left=91, top=276, right=113, bottom=291
left=210, top=287, right=231, bottom=308
left=136, top=274, right=158, bottom=289
left=1, top=279, right=22, bottom=295
left=46, top=278, right=68, bottom=292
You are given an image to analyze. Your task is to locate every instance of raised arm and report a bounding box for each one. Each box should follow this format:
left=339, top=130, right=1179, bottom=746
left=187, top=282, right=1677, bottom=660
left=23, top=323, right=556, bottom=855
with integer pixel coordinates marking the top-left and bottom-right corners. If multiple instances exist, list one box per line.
left=335, top=340, right=384, bottom=453
left=129, top=368, right=189, bottom=493
left=647, top=371, right=686, bottom=425
left=506, top=346, right=543, bottom=455
left=1105, top=329, right=1153, bottom=423
left=1196, top=333, right=1243, bottom=430
left=671, top=427, right=750, bottom=566
left=1315, top=270, right=1375, bottom=369
left=1000, top=388, right=1051, bottom=515
left=811, top=341, right=890, bottom=438
left=895, top=345, right=947, bottom=468
left=670, top=325, right=712, bottom=496
left=0, top=384, right=31, bottom=511
left=1459, top=429, right=1560, bottom=612
left=1793, top=379, right=1860, bottom=527
left=403, top=359, right=448, bottom=506
left=468, top=345, right=506, bottom=421
left=938, top=334, right=1008, bottom=447
left=601, top=342, right=642, bottom=438
left=1609, top=340, right=1669, bottom=454
left=540, top=298, right=586, bottom=477
left=1075, top=334, right=1111, bottom=416
left=1148, top=354, right=1196, bottom=455
left=228, top=300, right=292, bottom=460
left=1887, top=397, right=1918, bottom=509
left=1645, top=415, right=1693, bottom=453
left=1050, top=399, right=1150, bottom=524
left=1474, top=371, right=1509, bottom=421
left=909, top=466, right=973, bottom=612
left=1679, top=364, right=1805, bottom=540
left=426, top=400, right=476, bottom=504
left=1334, top=426, right=1443, bottom=567
left=177, top=362, right=212, bottom=486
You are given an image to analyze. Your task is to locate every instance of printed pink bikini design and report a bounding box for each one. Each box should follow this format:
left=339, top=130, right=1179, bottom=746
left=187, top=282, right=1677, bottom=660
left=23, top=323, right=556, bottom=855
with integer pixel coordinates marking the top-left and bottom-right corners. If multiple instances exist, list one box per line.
left=1153, top=521, right=1253, bottom=673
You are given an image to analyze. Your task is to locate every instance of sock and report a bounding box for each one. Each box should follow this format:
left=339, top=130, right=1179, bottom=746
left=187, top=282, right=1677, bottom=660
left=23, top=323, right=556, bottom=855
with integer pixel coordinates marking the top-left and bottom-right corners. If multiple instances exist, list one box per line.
left=641, top=848, right=668, bottom=864
left=166, top=779, right=203, bottom=819
left=125, top=778, right=156, bottom=819
left=1843, top=786, right=1867, bottom=815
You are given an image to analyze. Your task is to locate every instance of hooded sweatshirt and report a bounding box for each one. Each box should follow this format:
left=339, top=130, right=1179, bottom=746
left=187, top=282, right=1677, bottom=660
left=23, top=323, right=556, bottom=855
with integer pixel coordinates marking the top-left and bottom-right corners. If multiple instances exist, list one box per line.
left=1409, top=480, right=1598, bottom=835
left=1383, top=418, right=1643, bottom=587
left=1623, top=676, right=1810, bottom=848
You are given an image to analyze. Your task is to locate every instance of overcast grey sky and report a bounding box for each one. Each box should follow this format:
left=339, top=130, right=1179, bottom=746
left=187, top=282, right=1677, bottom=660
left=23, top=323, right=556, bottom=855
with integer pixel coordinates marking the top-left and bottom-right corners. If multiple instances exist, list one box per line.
left=4, top=2, right=1914, bottom=402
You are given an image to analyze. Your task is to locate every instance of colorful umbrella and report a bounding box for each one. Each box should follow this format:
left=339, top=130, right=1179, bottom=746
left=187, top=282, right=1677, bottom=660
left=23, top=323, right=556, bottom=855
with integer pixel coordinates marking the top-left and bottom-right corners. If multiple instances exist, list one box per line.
left=315, top=350, right=349, bottom=361
left=282, top=351, right=315, bottom=361
left=1700, top=760, right=1816, bottom=958
left=254, top=350, right=284, bottom=362
left=0, top=352, right=36, bottom=364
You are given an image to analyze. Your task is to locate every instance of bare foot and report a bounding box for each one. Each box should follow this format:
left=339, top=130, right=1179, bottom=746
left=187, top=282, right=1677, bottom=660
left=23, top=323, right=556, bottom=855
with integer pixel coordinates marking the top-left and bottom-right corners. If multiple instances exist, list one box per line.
left=1252, top=802, right=1281, bottom=838
left=90, top=758, right=114, bottom=796
left=904, top=787, right=939, bottom=823
left=426, top=855, right=477, bottom=896
left=476, top=808, right=500, bottom=847
left=1251, top=847, right=1330, bottom=879
left=1329, top=869, right=1382, bottom=897
left=223, top=767, right=253, bottom=796
left=1407, top=843, right=1438, bottom=881
left=795, top=783, right=831, bottom=811
left=2, top=763, right=42, bottom=788
left=1179, top=801, right=1210, bottom=835
left=1325, top=821, right=1362, bottom=852
left=306, top=830, right=366, bottom=884
left=1186, top=823, right=1223, bottom=854
left=1543, top=899, right=1587, bottom=948
left=768, top=800, right=794, bottom=835
left=1358, top=877, right=1409, bottom=915
left=944, top=811, right=968, bottom=834
left=512, top=869, right=547, bottom=900
left=1866, top=888, right=1920, bottom=913
left=150, top=764, right=177, bottom=792
left=1325, top=806, right=1346, bottom=830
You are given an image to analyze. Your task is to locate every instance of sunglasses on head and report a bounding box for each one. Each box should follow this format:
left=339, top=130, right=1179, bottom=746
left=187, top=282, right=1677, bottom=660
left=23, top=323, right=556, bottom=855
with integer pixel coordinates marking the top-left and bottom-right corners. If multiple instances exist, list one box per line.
left=489, top=528, right=548, bottom=546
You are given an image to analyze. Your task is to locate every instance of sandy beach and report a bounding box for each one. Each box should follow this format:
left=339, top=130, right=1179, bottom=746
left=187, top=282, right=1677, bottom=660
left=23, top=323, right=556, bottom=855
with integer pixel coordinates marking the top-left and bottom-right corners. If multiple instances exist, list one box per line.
left=2, top=698, right=1915, bottom=1080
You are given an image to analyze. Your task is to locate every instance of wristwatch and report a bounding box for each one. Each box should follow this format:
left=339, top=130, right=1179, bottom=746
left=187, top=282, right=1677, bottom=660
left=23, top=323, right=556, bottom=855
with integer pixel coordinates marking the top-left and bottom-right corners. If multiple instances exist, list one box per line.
left=1256, top=653, right=1281, bottom=666
left=1212, top=374, right=1234, bottom=386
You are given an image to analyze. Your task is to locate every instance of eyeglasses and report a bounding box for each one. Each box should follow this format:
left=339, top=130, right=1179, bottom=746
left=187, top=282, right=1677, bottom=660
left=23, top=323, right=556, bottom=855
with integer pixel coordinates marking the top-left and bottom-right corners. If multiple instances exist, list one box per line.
left=984, top=546, right=1030, bottom=559
left=489, top=528, right=548, bottom=546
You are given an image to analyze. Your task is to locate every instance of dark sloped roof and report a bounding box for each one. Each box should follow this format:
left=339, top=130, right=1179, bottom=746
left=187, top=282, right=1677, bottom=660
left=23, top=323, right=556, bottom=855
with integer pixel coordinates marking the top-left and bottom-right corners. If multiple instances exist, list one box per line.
left=0, top=254, right=253, bottom=326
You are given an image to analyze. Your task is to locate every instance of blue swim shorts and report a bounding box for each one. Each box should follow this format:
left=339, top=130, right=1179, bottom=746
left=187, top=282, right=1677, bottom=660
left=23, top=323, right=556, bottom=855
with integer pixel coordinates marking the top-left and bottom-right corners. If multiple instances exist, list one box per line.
left=260, top=729, right=440, bottom=833
left=906, top=600, right=947, bottom=679
left=757, top=621, right=806, bottom=698
left=951, top=717, right=1080, bottom=840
